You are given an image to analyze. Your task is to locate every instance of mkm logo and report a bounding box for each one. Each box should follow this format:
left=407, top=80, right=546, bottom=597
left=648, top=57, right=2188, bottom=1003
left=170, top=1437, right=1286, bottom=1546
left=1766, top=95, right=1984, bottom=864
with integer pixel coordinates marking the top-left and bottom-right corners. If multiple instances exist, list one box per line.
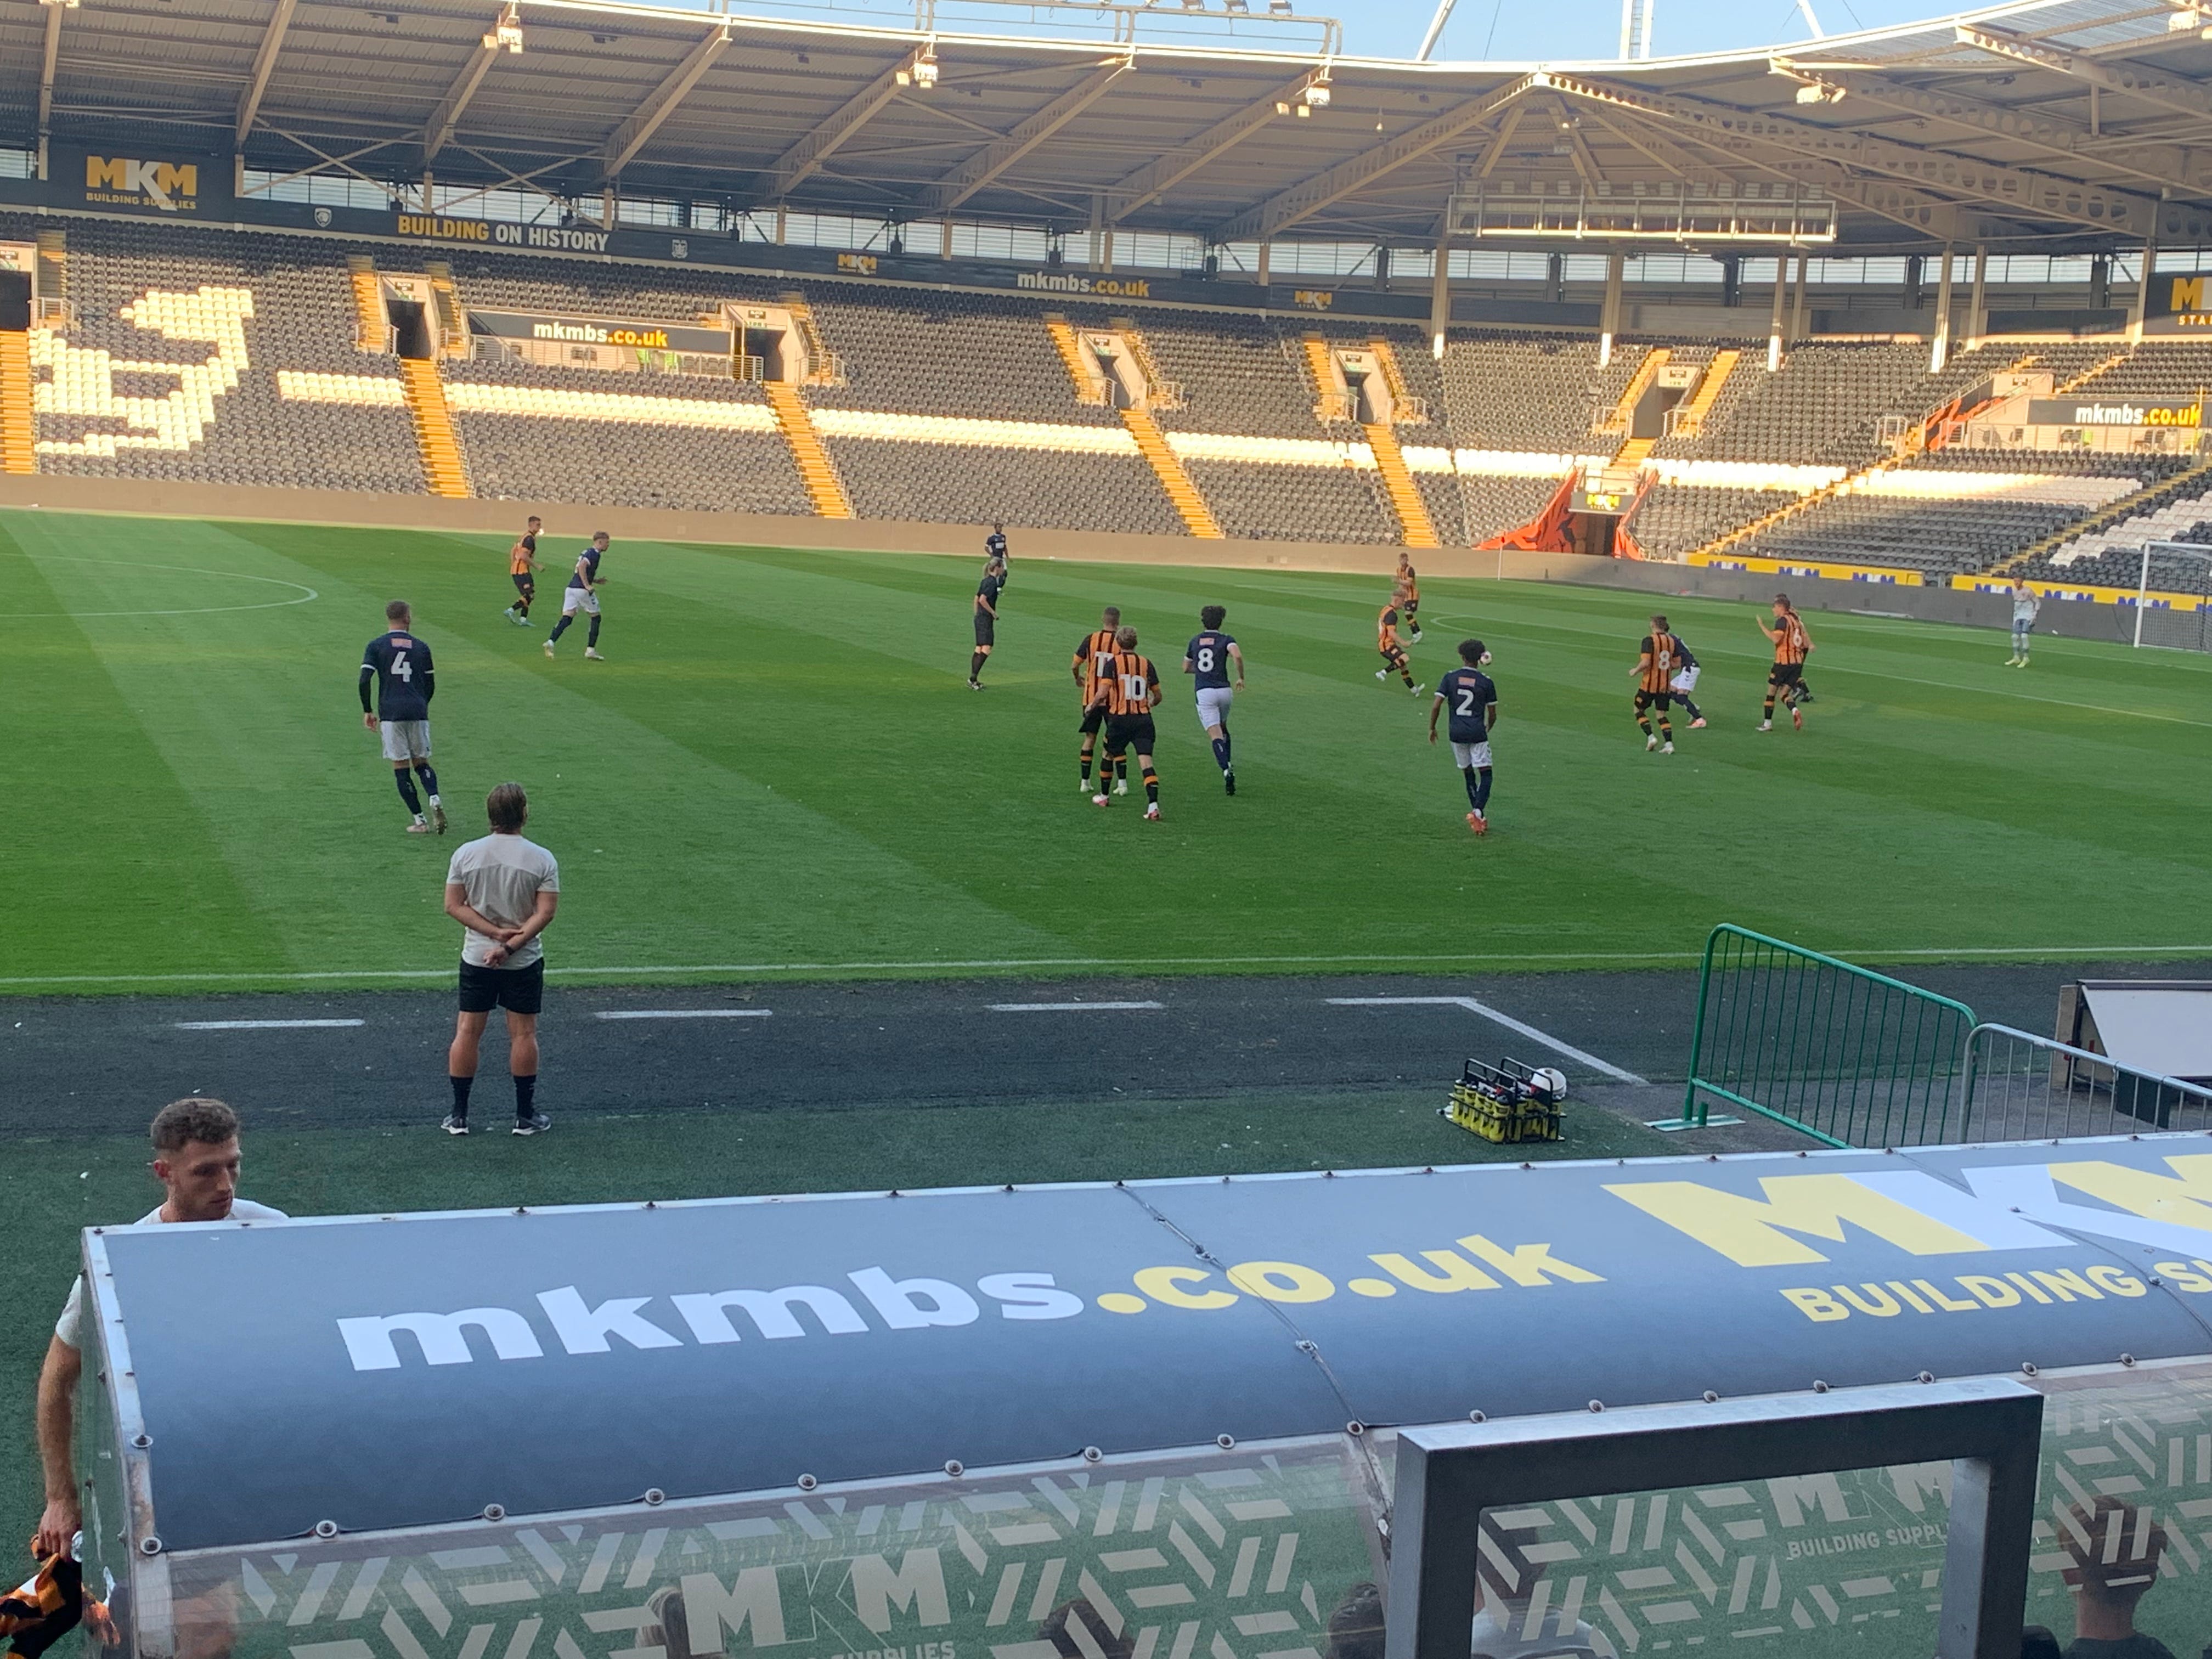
left=84, top=157, right=199, bottom=211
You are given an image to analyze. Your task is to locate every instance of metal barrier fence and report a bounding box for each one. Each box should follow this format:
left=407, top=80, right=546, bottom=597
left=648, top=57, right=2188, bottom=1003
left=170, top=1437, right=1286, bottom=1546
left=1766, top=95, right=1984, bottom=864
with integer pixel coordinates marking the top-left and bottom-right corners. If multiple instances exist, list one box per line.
left=1681, top=925, right=1978, bottom=1147
left=1957, top=1023, right=2212, bottom=1142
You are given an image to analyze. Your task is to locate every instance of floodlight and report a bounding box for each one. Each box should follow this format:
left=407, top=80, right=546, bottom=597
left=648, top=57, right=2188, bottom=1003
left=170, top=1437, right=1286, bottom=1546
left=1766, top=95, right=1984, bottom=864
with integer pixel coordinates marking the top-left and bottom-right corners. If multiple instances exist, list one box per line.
left=483, top=6, right=522, bottom=52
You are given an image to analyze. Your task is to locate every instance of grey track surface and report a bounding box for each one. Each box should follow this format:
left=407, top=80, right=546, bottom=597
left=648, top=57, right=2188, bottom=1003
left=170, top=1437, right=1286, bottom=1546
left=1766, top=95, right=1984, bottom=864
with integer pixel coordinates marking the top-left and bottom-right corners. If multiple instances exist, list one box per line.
left=4, top=960, right=2199, bottom=1141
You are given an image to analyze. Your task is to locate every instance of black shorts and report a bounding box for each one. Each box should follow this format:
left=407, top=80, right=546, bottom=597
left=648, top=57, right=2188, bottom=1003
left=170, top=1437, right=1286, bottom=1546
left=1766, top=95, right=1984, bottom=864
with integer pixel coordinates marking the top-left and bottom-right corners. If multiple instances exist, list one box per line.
left=1404, top=598, right=1420, bottom=616
left=1768, top=662, right=1804, bottom=689
left=1104, top=714, right=1156, bottom=757
left=974, top=614, right=995, bottom=647
left=1634, top=689, right=1672, bottom=714
left=1079, top=704, right=1107, bottom=736
left=1380, top=646, right=1407, bottom=667
left=459, top=957, right=544, bottom=1015
left=512, top=572, right=534, bottom=595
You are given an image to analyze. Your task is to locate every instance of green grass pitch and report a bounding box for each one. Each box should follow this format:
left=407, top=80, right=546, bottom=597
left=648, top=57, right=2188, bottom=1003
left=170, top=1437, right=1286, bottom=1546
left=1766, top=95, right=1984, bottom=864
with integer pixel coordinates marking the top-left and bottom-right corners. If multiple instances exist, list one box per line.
left=9, top=505, right=2210, bottom=992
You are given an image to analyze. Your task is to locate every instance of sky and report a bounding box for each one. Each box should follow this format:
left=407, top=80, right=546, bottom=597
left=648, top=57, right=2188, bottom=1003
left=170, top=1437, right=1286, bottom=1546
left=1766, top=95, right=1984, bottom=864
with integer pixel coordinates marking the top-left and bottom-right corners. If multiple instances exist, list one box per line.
left=1356, top=0, right=1956, bottom=62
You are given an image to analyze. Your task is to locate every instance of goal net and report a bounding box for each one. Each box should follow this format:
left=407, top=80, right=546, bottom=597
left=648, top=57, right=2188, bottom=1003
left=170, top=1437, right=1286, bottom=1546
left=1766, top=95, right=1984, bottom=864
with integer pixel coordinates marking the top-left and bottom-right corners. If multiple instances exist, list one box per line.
left=2131, top=541, right=2212, bottom=651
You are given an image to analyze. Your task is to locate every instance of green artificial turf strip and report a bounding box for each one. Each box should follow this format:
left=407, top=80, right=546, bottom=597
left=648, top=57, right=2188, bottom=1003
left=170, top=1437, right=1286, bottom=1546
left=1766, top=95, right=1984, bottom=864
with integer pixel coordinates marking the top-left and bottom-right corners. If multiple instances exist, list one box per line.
left=0, top=1088, right=1667, bottom=1555
left=9, top=506, right=2210, bottom=992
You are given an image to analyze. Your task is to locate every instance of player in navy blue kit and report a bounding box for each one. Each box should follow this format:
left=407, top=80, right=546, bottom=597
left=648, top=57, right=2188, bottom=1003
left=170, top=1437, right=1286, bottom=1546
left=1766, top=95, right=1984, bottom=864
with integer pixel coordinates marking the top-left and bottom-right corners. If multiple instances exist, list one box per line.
left=1181, top=604, right=1246, bottom=795
left=1427, top=638, right=1498, bottom=836
left=985, top=524, right=1009, bottom=592
left=544, top=532, right=608, bottom=660
left=361, top=599, right=444, bottom=835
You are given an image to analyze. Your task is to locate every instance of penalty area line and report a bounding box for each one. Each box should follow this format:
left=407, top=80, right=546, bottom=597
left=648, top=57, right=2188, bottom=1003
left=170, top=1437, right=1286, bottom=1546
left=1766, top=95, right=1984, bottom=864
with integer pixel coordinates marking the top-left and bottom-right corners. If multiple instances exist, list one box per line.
left=1328, top=996, right=1649, bottom=1085
left=172, top=1018, right=366, bottom=1031
left=3, top=944, right=2208, bottom=990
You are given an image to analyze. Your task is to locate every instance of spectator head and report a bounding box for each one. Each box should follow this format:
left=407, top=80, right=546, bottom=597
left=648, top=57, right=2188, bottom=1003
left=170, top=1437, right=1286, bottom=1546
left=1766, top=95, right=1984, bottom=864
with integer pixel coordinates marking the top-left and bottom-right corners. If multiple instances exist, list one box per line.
left=1038, top=1601, right=1131, bottom=1659
left=641, top=1587, right=691, bottom=1658
left=386, top=600, right=411, bottom=626
left=1201, top=605, right=1226, bottom=630
left=150, top=1098, right=241, bottom=1222
left=2060, top=1497, right=2166, bottom=1613
left=1323, top=1582, right=1383, bottom=1659
left=487, top=782, right=529, bottom=833
left=1116, top=625, right=1137, bottom=648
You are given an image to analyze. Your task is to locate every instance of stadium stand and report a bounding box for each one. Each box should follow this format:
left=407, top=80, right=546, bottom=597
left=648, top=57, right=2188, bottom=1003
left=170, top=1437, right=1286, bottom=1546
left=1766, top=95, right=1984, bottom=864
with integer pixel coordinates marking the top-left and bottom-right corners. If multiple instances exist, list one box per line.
left=1633, top=484, right=1799, bottom=562
left=1736, top=491, right=2091, bottom=578
left=1440, top=333, right=1630, bottom=452
left=12, top=216, right=424, bottom=494
left=1658, top=341, right=1985, bottom=468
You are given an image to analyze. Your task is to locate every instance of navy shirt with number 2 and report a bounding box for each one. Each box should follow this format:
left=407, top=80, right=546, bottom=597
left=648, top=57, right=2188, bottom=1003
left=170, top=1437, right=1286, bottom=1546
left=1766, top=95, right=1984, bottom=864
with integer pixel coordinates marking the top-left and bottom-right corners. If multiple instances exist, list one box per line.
left=362, top=631, right=435, bottom=721
left=1437, top=667, right=1496, bottom=744
left=1186, top=631, right=1237, bottom=690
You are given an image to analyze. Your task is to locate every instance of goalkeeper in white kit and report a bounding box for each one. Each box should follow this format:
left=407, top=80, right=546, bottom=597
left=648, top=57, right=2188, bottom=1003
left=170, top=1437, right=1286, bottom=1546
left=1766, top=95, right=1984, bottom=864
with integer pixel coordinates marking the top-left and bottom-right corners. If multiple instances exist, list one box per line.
left=2007, top=579, right=2041, bottom=667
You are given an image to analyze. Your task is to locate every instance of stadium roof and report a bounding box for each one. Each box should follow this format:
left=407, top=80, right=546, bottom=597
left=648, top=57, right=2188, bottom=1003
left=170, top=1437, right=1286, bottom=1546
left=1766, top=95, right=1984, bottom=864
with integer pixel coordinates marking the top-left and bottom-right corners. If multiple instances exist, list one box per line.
left=9, top=0, right=2212, bottom=253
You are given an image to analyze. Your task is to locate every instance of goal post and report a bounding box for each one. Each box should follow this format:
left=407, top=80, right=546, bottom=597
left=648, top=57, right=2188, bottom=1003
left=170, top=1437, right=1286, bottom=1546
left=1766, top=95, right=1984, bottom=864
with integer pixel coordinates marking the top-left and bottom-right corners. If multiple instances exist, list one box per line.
left=2131, top=540, right=2212, bottom=651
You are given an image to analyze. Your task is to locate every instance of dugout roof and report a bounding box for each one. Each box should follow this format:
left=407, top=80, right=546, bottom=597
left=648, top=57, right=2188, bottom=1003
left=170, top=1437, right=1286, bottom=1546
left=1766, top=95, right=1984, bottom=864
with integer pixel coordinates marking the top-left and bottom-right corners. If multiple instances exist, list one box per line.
left=9, top=0, right=2212, bottom=253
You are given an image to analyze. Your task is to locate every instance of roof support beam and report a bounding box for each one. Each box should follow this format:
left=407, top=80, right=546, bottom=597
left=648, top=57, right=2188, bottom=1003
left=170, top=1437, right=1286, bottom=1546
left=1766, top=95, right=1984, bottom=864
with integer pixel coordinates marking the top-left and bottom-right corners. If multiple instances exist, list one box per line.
left=1955, top=24, right=2212, bottom=127
left=1105, top=70, right=1318, bottom=222
left=36, top=1, right=63, bottom=159
left=235, top=0, right=300, bottom=144
left=601, top=22, right=729, bottom=177
left=1470, top=101, right=1528, bottom=179
left=1214, top=74, right=1537, bottom=243
left=423, top=32, right=501, bottom=163
left=1536, top=68, right=2154, bottom=234
left=1772, top=60, right=2191, bottom=195
left=764, top=58, right=916, bottom=201
left=922, top=56, right=1131, bottom=216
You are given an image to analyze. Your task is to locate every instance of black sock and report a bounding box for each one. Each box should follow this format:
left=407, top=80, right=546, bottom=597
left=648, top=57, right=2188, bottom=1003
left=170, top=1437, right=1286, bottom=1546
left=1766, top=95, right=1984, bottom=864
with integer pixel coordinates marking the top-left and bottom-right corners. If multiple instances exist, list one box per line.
left=1220, top=729, right=1232, bottom=766
left=586, top=616, right=602, bottom=648
left=969, top=652, right=986, bottom=681
left=1637, top=716, right=1652, bottom=737
left=1463, top=766, right=1483, bottom=811
left=1680, top=698, right=1702, bottom=721
left=1474, top=767, right=1493, bottom=810
left=1401, top=669, right=1415, bottom=688
left=414, top=763, right=439, bottom=801
left=1659, top=718, right=1673, bottom=741
left=1116, top=758, right=1128, bottom=782
left=1080, top=751, right=1093, bottom=782
left=1210, top=736, right=1229, bottom=771
left=549, top=615, right=572, bottom=642
left=514, top=1075, right=537, bottom=1121
left=1142, top=766, right=1159, bottom=805
left=449, top=1075, right=473, bottom=1118
left=396, top=770, right=423, bottom=815
left=1763, top=693, right=1776, bottom=720
left=516, top=594, right=531, bottom=616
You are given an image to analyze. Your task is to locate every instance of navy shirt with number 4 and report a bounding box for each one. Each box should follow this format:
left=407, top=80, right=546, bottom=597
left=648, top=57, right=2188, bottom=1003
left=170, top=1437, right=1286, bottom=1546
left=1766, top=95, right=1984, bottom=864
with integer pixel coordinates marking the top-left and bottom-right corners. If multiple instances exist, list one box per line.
left=1436, top=667, right=1496, bottom=743
left=1186, top=631, right=1237, bottom=690
left=361, top=631, right=435, bottom=722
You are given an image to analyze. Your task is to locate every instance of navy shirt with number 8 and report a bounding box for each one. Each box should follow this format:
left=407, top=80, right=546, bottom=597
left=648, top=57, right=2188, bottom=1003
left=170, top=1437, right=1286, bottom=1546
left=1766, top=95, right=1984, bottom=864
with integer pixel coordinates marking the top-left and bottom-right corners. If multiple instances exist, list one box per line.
left=1186, top=630, right=1236, bottom=690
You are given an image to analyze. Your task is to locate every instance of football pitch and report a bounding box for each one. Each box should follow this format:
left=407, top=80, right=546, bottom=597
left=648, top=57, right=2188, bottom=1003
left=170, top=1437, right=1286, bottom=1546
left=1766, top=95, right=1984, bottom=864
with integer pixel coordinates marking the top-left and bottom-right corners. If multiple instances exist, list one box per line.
left=10, top=506, right=2209, bottom=993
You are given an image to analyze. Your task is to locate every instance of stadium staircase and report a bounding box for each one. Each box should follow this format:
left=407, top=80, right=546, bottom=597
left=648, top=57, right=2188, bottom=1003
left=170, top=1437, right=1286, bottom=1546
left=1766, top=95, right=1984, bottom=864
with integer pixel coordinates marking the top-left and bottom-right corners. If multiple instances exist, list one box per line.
left=1298, top=334, right=1354, bottom=423
left=763, top=381, right=853, bottom=518
left=2057, top=351, right=2131, bottom=394
left=1113, top=321, right=1186, bottom=411
left=396, top=358, right=472, bottom=499
left=1043, top=317, right=1111, bottom=405
left=347, top=257, right=390, bottom=353
left=1597, top=347, right=1668, bottom=436
left=423, top=262, right=469, bottom=359
left=778, top=295, right=848, bottom=388
left=1120, top=408, right=1222, bottom=538
left=0, top=327, right=33, bottom=474
left=1665, top=348, right=1738, bottom=439
left=1362, top=422, right=1440, bottom=547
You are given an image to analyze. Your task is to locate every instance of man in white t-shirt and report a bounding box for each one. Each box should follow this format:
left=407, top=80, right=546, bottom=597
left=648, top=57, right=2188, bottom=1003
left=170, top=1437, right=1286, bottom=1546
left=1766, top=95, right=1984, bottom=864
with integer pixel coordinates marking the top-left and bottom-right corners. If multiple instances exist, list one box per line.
left=443, top=781, right=561, bottom=1137
left=35, top=1097, right=286, bottom=1559
left=2008, top=579, right=2042, bottom=667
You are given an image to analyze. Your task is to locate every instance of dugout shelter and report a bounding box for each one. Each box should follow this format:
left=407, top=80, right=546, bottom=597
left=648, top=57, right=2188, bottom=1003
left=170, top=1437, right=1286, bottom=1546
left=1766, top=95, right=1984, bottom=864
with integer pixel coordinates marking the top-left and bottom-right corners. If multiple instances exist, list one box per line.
left=73, top=1134, right=2212, bottom=1659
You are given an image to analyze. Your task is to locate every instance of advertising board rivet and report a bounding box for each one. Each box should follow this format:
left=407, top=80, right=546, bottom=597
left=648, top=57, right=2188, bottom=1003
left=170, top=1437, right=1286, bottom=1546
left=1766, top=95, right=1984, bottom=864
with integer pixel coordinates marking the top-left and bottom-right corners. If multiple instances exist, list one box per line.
left=313, top=1521, right=340, bottom=1539
left=2122, top=1353, right=2137, bottom=1367
left=2151, top=1277, right=2164, bottom=1287
left=1468, top=1410, right=1486, bottom=1424
left=1323, top=1170, right=1335, bottom=1178
left=1796, top=1150, right=1808, bottom=1158
left=139, top=1537, right=162, bottom=1556
left=644, top=1488, right=666, bottom=1506
left=1812, top=1380, right=1830, bottom=1393
left=483, top=1504, right=506, bottom=1521
left=1296, top=1340, right=1317, bottom=1354
left=1345, top=1421, right=1365, bottom=1437
left=1586, top=1401, right=1604, bottom=1414
left=889, top=1190, right=902, bottom=1198
left=1520, top=1163, right=1533, bottom=1171
left=1706, top=1154, right=1718, bottom=1163
left=1916, top=1372, right=1934, bottom=1384
left=515, top=1207, right=528, bottom=1215
left=644, top=1201, right=657, bottom=1210
left=1702, top=1391, right=1719, bottom=1403
left=797, top=1475, right=819, bottom=1492
left=1082, top=1447, right=1103, bottom=1463
left=131, top=1434, right=151, bottom=1449
left=944, top=1461, right=964, bottom=1478
left=1216, top=1434, right=1236, bottom=1449
left=2021, top=1362, right=2039, bottom=1376
left=1003, top=1184, right=1015, bottom=1193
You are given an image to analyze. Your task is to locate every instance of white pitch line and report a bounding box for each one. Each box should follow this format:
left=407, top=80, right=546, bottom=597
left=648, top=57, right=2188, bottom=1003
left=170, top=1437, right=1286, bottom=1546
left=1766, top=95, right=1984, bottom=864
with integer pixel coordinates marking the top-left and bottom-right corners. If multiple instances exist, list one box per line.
left=1327, top=996, right=1649, bottom=1085
left=990, top=1001, right=1166, bottom=1013
left=594, top=1008, right=772, bottom=1021
left=172, top=1018, right=366, bottom=1031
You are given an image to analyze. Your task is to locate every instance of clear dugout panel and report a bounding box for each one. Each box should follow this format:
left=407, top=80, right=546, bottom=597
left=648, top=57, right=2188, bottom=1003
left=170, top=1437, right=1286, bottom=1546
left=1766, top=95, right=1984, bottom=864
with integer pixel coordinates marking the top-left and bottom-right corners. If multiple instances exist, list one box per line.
left=163, top=1438, right=1384, bottom=1659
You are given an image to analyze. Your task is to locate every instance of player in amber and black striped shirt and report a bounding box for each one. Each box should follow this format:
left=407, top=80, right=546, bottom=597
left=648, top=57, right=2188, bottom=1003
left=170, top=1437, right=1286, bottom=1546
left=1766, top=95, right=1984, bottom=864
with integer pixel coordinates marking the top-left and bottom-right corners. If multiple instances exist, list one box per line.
left=1088, top=625, right=1163, bottom=821
left=1756, top=592, right=1814, bottom=732
left=1375, top=589, right=1422, bottom=695
left=1631, top=614, right=1679, bottom=755
left=1070, top=605, right=1123, bottom=794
